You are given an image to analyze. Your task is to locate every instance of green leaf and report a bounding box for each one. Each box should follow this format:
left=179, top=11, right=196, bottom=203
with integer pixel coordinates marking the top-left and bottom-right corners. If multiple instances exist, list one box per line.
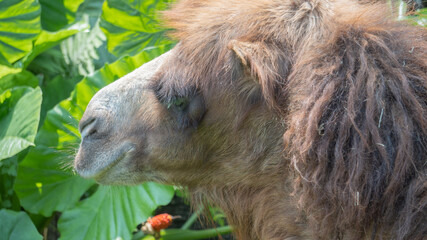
left=0, top=156, right=18, bottom=209
left=406, top=8, right=427, bottom=26
left=0, top=65, right=22, bottom=79
left=26, top=47, right=73, bottom=81
left=0, top=209, right=42, bottom=240
left=0, top=0, right=41, bottom=64
left=14, top=84, right=94, bottom=216
left=58, top=183, right=174, bottom=240
left=0, top=70, right=38, bottom=93
left=61, top=22, right=112, bottom=76
left=39, top=0, right=85, bottom=31
left=0, top=87, right=42, bottom=161
left=20, top=24, right=88, bottom=68
left=14, top=45, right=173, bottom=217
left=14, top=145, right=95, bottom=216
left=0, top=50, right=10, bottom=66
left=75, top=0, right=105, bottom=28
left=100, top=0, right=175, bottom=57
left=39, top=75, right=83, bottom=128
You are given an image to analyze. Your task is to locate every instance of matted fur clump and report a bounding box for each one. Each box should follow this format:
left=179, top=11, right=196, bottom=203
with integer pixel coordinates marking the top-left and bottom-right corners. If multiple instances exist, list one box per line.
left=284, top=17, right=427, bottom=240
left=163, top=0, right=427, bottom=239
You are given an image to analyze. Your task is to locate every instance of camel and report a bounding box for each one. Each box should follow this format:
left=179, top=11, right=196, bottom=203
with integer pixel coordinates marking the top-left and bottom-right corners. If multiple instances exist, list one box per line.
left=75, top=1, right=427, bottom=239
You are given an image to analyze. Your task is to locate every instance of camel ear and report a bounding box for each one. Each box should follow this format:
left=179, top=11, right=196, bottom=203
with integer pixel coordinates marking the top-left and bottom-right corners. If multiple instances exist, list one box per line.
left=228, top=39, right=289, bottom=108
left=228, top=40, right=259, bottom=67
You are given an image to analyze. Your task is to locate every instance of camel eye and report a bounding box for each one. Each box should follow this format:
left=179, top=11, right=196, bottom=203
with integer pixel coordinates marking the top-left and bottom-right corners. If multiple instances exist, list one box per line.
left=167, top=97, right=189, bottom=111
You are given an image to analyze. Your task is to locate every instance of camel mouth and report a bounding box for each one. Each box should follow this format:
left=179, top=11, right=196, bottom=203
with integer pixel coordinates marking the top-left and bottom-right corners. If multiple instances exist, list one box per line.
left=92, top=147, right=133, bottom=181
left=74, top=143, right=135, bottom=180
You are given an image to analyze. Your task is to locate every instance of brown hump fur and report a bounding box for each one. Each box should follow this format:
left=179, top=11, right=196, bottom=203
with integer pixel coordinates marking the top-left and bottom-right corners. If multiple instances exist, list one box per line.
left=163, top=0, right=427, bottom=239
left=284, top=8, right=427, bottom=240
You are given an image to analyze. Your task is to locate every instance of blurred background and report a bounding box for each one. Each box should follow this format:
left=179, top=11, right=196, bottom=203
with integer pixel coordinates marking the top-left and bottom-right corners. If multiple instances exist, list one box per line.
left=0, top=0, right=425, bottom=239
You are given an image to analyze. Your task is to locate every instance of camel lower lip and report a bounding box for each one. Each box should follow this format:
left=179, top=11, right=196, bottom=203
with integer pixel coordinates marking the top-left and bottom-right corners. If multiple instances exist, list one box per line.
left=76, top=144, right=135, bottom=179
left=94, top=151, right=128, bottom=179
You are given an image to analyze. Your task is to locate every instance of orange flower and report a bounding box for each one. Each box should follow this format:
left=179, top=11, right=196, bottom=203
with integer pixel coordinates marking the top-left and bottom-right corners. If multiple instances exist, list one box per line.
left=147, top=213, right=174, bottom=231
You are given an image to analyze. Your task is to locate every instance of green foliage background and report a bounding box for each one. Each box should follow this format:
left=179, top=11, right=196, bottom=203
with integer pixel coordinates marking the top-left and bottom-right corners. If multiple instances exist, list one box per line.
left=0, top=0, right=425, bottom=239
left=0, top=0, right=179, bottom=239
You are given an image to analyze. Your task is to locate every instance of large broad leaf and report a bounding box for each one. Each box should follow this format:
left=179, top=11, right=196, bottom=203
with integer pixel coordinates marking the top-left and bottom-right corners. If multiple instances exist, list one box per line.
left=75, top=0, right=105, bottom=28
left=0, top=0, right=41, bottom=64
left=39, top=0, right=85, bottom=31
left=0, top=87, right=42, bottom=161
left=0, top=70, right=38, bottom=93
left=13, top=75, right=96, bottom=216
left=20, top=23, right=88, bottom=69
left=0, top=156, right=18, bottom=209
left=0, top=209, right=42, bottom=240
left=100, top=0, right=175, bottom=57
left=26, top=47, right=72, bottom=81
left=39, top=75, right=83, bottom=128
left=14, top=145, right=94, bottom=216
left=0, top=65, right=23, bottom=80
left=58, top=183, right=174, bottom=240
left=15, top=45, right=173, bottom=218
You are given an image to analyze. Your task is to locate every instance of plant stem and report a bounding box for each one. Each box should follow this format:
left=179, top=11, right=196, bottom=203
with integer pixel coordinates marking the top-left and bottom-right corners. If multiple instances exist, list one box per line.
left=181, top=206, right=203, bottom=230
left=162, top=226, right=233, bottom=240
left=135, top=226, right=233, bottom=240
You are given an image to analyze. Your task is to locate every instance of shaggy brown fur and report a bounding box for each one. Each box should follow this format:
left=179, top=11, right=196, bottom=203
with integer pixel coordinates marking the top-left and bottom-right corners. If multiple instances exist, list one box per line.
left=284, top=16, right=427, bottom=240
left=161, top=1, right=427, bottom=239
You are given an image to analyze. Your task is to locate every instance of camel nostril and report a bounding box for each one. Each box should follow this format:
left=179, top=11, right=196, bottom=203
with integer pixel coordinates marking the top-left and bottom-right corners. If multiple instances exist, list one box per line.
left=79, top=118, right=98, bottom=139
